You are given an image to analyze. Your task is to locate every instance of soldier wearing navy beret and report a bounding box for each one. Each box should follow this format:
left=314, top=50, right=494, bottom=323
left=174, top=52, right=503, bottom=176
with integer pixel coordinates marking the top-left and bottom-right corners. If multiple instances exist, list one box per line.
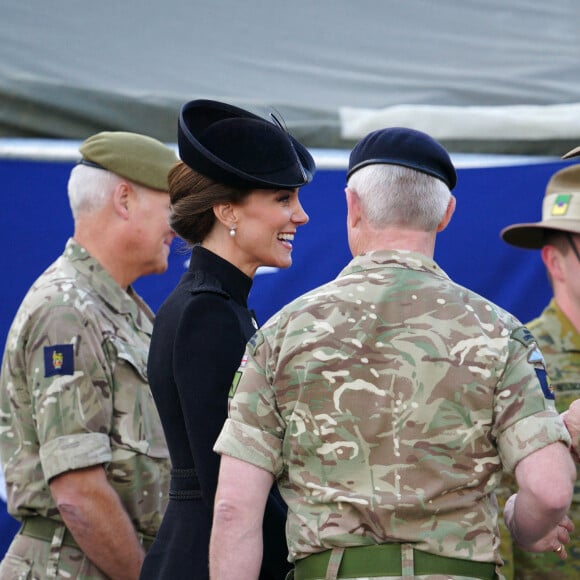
left=210, top=127, right=577, bottom=580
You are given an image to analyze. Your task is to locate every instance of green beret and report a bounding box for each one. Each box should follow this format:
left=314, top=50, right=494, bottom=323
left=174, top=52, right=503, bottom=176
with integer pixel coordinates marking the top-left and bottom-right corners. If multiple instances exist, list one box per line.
left=79, top=131, right=178, bottom=191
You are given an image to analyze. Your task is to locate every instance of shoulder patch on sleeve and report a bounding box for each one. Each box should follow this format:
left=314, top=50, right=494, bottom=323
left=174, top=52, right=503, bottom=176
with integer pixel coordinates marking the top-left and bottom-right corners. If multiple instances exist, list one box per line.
left=44, top=344, right=74, bottom=377
left=510, top=326, right=536, bottom=348
left=247, top=329, right=264, bottom=352
left=511, top=327, right=554, bottom=399
left=535, top=367, right=555, bottom=400
left=229, top=354, right=248, bottom=398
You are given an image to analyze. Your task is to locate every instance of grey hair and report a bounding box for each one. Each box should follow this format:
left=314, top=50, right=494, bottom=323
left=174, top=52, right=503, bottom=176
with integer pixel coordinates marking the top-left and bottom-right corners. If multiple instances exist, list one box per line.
left=67, top=164, right=124, bottom=219
left=347, top=164, right=451, bottom=231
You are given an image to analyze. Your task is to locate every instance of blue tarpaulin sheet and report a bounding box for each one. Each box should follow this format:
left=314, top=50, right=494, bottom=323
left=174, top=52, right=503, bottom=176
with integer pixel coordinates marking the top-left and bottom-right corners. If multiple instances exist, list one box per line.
left=0, top=155, right=569, bottom=557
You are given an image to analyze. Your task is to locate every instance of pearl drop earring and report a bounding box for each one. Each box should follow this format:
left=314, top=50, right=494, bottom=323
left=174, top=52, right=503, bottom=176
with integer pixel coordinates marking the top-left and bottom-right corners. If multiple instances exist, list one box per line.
left=229, top=226, right=236, bottom=238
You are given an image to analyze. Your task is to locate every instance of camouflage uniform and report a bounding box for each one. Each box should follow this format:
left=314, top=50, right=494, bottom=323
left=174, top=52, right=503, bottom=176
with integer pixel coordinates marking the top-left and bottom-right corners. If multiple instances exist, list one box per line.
left=499, top=299, right=580, bottom=579
left=0, top=239, right=170, bottom=579
left=214, top=250, right=569, bottom=579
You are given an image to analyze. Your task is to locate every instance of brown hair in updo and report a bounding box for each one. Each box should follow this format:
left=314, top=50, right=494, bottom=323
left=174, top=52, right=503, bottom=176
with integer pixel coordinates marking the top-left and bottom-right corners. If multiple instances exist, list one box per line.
left=168, top=161, right=250, bottom=245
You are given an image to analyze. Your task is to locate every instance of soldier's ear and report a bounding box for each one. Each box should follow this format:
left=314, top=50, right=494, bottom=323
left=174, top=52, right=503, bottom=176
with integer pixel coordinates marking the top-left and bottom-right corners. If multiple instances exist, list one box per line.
left=112, top=182, right=132, bottom=220
left=437, top=195, right=456, bottom=233
left=345, top=187, right=362, bottom=229
left=541, top=244, right=565, bottom=283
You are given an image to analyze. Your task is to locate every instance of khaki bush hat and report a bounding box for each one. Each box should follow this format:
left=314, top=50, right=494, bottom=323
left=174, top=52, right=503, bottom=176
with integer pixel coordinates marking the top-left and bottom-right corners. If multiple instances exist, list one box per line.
left=563, top=146, right=580, bottom=160
left=79, top=131, right=178, bottom=191
left=500, top=148, right=580, bottom=249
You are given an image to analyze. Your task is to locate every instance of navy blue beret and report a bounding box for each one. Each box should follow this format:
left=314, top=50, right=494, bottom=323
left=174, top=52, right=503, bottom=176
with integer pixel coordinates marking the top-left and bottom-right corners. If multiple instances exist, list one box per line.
left=178, top=99, right=315, bottom=189
left=347, top=127, right=456, bottom=190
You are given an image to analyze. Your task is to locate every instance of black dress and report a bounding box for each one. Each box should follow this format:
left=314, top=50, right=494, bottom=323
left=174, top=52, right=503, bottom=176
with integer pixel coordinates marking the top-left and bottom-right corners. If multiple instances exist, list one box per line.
left=140, top=246, right=291, bottom=580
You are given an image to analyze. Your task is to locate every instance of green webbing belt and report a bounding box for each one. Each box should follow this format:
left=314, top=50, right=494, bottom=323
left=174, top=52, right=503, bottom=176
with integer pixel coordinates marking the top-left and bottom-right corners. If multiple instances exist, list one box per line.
left=19, top=516, right=156, bottom=551
left=294, top=544, right=497, bottom=579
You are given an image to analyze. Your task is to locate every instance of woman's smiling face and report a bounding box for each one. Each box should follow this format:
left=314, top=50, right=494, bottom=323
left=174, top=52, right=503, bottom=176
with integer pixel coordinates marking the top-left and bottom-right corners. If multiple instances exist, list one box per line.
left=230, top=188, right=309, bottom=277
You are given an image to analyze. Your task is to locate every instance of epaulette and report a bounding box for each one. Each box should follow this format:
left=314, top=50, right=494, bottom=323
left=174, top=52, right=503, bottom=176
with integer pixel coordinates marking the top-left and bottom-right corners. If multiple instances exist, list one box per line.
left=510, top=326, right=536, bottom=348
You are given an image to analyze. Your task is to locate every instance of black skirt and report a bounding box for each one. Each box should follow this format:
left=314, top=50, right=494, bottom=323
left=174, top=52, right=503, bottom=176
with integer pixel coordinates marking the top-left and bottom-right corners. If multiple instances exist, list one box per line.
left=140, top=470, right=291, bottom=580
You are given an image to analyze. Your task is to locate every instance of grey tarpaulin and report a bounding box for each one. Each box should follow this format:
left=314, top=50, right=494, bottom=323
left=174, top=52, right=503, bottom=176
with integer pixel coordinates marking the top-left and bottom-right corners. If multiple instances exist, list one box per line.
left=2, top=0, right=580, bottom=154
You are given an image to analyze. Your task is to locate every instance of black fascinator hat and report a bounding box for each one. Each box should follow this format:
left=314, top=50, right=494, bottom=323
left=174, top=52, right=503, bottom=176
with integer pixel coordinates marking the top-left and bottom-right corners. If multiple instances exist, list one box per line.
left=177, top=99, right=315, bottom=189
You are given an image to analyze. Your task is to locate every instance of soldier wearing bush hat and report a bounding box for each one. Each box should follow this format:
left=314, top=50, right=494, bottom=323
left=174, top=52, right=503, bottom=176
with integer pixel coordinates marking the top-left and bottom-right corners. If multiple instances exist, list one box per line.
left=499, top=148, right=580, bottom=579
left=0, top=131, right=176, bottom=579
left=209, top=126, right=575, bottom=579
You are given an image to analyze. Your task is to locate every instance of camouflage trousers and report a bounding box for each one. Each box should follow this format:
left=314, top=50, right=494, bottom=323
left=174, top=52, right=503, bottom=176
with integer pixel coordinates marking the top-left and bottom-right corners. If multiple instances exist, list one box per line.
left=0, top=534, right=108, bottom=579
left=497, top=473, right=580, bottom=579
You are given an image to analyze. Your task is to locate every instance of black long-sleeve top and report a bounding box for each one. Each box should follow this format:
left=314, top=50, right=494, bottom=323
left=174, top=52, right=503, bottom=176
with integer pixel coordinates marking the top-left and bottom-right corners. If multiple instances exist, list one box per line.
left=143, top=245, right=290, bottom=580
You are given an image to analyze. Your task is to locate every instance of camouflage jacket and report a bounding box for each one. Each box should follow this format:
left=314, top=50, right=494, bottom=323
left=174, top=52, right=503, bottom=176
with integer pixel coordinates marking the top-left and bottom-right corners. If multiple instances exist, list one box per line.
left=529, top=298, right=580, bottom=506
left=215, top=249, right=569, bottom=564
left=527, top=298, right=580, bottom=414
left=0, top=238, right=169, bottom=536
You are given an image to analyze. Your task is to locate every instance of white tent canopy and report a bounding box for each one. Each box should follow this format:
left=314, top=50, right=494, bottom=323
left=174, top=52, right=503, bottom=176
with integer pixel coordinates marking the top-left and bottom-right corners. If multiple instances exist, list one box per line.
left=2, top=0, right=580, bottom=154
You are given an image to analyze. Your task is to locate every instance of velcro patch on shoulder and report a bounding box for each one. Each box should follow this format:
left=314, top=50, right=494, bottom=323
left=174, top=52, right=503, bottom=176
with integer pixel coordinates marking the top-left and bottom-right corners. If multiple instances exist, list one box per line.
left=510, top=326, right=537, bottom=348
left=229, top=354, right=248, bottom=398
left=44, top=344, right=74, bottom=377
left=511, top=327, right=554, bottom=400
left=247, top=330, right=265, bottom=352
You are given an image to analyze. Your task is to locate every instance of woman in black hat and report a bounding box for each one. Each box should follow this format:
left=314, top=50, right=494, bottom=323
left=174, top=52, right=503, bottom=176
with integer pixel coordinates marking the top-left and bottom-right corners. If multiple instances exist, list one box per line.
left=140, top=100, right=315, bottom=580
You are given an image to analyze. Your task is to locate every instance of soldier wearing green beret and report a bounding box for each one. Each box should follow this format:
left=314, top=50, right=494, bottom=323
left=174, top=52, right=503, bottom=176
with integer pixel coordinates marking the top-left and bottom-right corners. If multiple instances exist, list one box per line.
left=209, top=128, right=577, bottom=580
left=0, top=132, right=177, bottom=579
left=498, top=150, right=580, bottom=580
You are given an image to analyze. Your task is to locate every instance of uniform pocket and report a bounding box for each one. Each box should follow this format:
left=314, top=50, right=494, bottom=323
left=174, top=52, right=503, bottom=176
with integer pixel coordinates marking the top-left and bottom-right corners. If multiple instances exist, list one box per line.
left=108, top=337, right=168, bottom=459
left=112, top=336, right=149, bottom=381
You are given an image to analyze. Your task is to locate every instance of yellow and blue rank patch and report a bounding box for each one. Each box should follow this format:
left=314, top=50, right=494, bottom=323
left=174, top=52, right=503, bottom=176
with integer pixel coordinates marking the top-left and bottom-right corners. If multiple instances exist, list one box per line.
left=44, top=344, right=74, bottom=377
left=551, top=194, right=571, bottom=216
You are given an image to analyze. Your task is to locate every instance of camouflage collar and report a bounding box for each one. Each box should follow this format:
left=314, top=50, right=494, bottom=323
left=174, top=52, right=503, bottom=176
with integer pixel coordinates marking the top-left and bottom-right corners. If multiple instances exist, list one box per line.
left=543, top=298, right=580, bottom=351
left=63, top=238, right=154, bottom=327
left=340, top=249, right=450, bottom=279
